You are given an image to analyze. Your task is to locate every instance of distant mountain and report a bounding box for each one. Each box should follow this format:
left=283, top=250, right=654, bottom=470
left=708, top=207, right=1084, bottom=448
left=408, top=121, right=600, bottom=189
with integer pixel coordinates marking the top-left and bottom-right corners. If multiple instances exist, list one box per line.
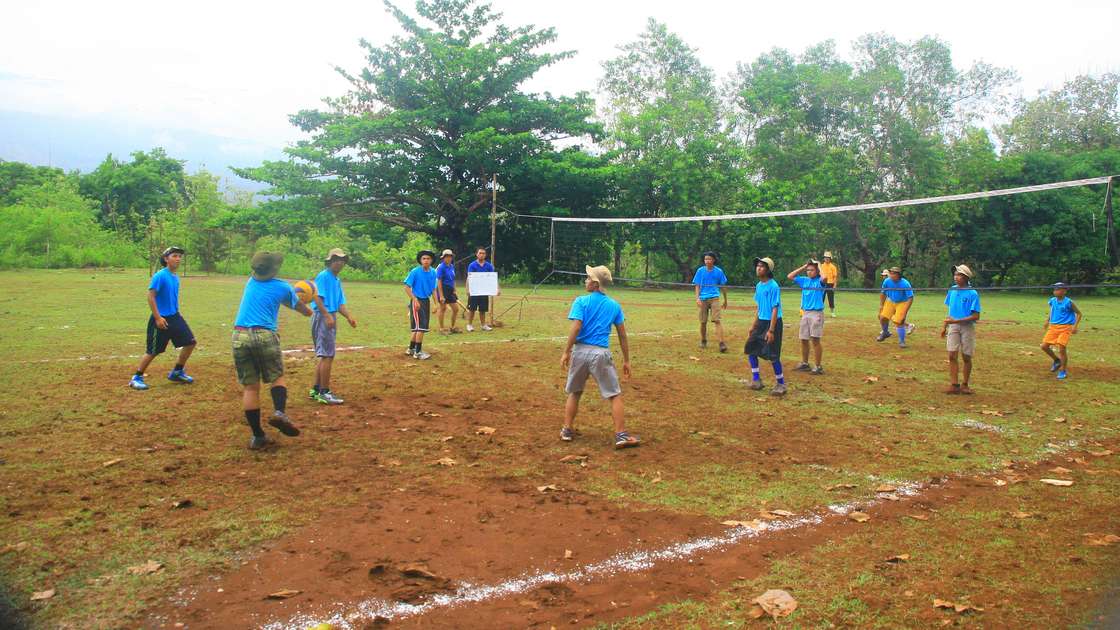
left=0, top=110, right=290, bottom=192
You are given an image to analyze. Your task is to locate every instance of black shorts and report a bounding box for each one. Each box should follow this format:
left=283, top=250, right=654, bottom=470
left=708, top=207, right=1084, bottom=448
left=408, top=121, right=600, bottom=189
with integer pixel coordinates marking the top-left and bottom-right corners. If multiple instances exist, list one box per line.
left=467, top=295, right=489, bottom=312
left=744, top=317, right=783, bottom=361
left=409, top=297, right=431, bottom=332
left=440, top=285, right=458, bottom=305
left=146, top=313, right=195, bottom=356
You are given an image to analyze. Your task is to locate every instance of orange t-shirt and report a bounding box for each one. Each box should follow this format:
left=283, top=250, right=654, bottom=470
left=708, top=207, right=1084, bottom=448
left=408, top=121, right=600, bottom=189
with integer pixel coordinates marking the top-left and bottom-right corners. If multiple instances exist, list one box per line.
left=820, top=262, right=839, bottom=284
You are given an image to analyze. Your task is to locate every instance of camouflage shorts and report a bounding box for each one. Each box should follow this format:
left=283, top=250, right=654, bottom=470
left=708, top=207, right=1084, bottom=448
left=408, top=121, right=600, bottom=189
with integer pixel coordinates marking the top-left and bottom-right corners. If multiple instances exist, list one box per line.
left=231, top=328, right=284, bottom=385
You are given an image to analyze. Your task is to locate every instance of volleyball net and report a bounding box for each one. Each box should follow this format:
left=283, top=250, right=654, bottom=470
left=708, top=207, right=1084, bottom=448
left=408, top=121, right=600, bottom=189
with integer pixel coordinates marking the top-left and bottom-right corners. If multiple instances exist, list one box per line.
left=545, top=176, right=1119, bottom=293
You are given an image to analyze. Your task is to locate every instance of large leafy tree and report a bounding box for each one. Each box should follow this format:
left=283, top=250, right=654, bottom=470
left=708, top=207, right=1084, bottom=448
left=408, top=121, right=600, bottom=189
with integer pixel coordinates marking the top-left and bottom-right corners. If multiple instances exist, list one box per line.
left=730, top=35, right=1015, bottom=285
left=236, top=0, right=604, bottom=264
left=999, top=73, right=1120, bottom=155
left=78, top=148, right=188, bottom=240
left=598, top=19, right=746, bottom=282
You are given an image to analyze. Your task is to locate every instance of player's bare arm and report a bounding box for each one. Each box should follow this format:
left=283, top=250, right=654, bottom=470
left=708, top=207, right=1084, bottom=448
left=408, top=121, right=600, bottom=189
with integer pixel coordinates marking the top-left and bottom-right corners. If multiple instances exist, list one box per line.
left=616, top=322, right=632, bottom=379
left=695, top=284, right=702, bottom=305
left=405, top=286, right=421, bottom=310
left=560, top=319, right=582, bottom=369
left=147, top=289, right=168, bottom=329
left=294, top=301, right=313, bottom=317
left=1071, top=302, right=1082, bottom=333
left=339, top=304, right=357, bottom=328
left=721, top=286, right=727, bottom=308
left=766, top=305, right=778, bottom=343
left=314, top=296, right=335, bottom=329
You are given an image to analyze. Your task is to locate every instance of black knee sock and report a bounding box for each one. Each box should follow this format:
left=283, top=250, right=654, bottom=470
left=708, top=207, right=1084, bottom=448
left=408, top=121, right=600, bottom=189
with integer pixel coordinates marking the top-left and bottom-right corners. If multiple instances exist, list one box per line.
left=173, top=363, right=184, bottom=371
left=409, top=341, right=417, bottom=351
left=245, top=409, right=264, bottom=437
left=415, top=343, right=422, bottom=353
left=270, top=386, right=287, bottom=413
left=135, top=371, right=144, bottom=377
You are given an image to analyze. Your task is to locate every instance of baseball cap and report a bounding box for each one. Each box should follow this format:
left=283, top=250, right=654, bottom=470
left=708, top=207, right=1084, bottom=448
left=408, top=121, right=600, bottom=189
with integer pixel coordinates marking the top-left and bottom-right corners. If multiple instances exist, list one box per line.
left=159, top=246, right=185, bottom=267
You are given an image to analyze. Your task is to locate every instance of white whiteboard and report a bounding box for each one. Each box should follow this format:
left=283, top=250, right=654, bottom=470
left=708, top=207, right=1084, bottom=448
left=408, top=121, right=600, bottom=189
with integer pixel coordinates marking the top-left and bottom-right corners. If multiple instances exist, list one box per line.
left=467, top=272, right=498, bottom=296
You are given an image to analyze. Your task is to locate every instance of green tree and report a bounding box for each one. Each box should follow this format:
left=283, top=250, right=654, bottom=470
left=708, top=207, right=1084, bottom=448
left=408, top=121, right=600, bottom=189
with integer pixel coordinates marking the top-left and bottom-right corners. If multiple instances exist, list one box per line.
left=0, top=160, right=68, bottom=206
left=78, top=148, right=188, bottom=240
left=999, top=73, right=1120, bottom=155
left=599, top=19, right=746, bottom=282
left=236, top=0, right=603, bottom=265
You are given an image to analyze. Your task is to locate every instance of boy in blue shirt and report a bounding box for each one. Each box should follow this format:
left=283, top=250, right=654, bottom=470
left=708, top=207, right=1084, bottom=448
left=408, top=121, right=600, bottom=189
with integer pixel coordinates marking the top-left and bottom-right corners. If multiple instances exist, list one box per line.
left=465, top=247, right=499, bottom=331
left=436, top=249, right=461, bottom=333
left=1040, top=282, right=1083, bottom=379
left=129, top=246, right=197, bottom=390
left=692, top=251, right=728, bottom=352
left=310, top=248, right=358, bottom=405
left=878, top=267, right=915, bottom=348
left=787, top=259, right=825, bottom=375
left=939, top=265, right=981, bottom=394
left=231, top=251, right=314, bottom=450
left=744, top=257, right=786, bottom=396
left=560, top=265, right=640, bottom=449
left=404, top=250, right=442, bottom=360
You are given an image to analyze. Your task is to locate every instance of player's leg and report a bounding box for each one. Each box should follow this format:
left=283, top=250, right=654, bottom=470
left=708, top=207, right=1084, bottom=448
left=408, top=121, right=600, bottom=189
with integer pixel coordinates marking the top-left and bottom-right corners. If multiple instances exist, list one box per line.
left=449, top=301, right=459, bottom=329
left=1058, top=344, right=1068, bottom=372
left=947, top=350, right=959, bottom=384
left=466, top=300, right=476, bottom=328
left=1040, top=341, right=1059, bottom=364
left=961, top=353, right=973, bottom=389
left=318, top=356, right=334, bottom=392
left=812, top=337, right=822, bottom=367
left=134, top=353, right=157, bottom=376
left=699, top=322, right=708, bottom=346
left=800, top=339, right=810, bottom=365
left=438, top=300, right=448, bottom=332
left=609, top=393, right=625, bottom=434
left=564, top=391, right=583, bottom=431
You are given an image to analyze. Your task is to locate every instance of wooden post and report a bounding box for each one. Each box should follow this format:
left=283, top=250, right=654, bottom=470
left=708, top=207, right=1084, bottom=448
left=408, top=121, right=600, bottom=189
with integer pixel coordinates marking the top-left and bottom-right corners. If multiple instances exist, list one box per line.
left=490, top=174, right=497, bottom=316
left=1106, top=177, right=1118, bottom=267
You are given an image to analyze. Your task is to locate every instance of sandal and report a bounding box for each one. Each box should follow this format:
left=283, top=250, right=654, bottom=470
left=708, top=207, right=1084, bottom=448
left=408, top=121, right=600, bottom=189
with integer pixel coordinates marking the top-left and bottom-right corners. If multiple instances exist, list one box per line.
left=439, top=328, right=451, bottom=335
left=614, top=431, right=641, bottom=449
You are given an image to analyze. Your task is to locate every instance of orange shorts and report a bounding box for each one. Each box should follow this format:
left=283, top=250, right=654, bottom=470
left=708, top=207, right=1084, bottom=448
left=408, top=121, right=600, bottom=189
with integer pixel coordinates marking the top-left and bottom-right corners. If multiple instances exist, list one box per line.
left=1043, top=324, right=1072, bottom=346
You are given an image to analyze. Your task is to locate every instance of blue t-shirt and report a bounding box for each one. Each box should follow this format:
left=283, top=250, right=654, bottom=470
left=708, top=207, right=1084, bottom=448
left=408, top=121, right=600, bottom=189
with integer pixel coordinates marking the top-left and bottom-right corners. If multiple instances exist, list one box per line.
left=234, top=278, right=299, bottom=330
left=148, top=268, right=179, bottom=317
left=692, top=266, right=727, bottom=300
left=945, top=287, right=981, bottom=320
left=1048, top=297, right=1077, bottom=325
left=568, top=292, right=625, bottom=347
left=404, top=266, right=438, bottom=299
left=882, top=277, right=914, bottom=303
left=467, top=260, right=494, bottom=274
left=436, top=262, right=456, bottom=287
left=754, top=279, right=782, bottom=320
left=793, top=275, right=825, bottom=311
left=312, top=269, right=347, bottom=313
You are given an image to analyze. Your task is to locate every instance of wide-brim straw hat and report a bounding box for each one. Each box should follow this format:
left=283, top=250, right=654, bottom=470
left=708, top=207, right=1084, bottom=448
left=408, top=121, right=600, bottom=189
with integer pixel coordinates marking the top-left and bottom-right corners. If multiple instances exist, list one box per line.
left=324, top=248, right=350, bottom=263
left=888, top=266, right=902, bottom=274
left=250, top=250, right=284, bottom=282
left=753, top=257, right=775, bottom=273
left=585, top=265, right=612, bottom=293
left=823, top=251, right=834, bottom=259
left=952, top=264, right=973, bottom=278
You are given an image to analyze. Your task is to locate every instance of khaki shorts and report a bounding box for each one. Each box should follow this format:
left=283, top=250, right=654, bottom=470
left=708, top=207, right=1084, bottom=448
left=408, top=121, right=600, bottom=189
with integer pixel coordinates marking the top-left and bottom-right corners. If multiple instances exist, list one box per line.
left=946, top=322, right=975, bottom=355
left=1043, top=323, right=1072, bottom=346
left=565, top=344, right=622, bottom=398
left=798, top=309, right=824, bottom=340
left=880, top=300, right=911, bottom=325
left=231, top=328, right=285, bottom=385
left=698, top=297, right=722, bottom=323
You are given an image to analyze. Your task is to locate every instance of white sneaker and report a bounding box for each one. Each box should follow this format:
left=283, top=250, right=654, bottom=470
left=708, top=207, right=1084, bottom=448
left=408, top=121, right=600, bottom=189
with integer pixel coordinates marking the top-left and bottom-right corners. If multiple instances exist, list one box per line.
left=322, top=391, right=344, bottom=405
left=905, top=323, right=915, bottom=334
left=481, top=324, right=492, bottom=331
left=405, top=347, right=415, bottom=356
left=415, top=350, right=431, bottom=360
left=830, top=312, right=836, bottom=318
left=466, top=325, right=474, bottom=332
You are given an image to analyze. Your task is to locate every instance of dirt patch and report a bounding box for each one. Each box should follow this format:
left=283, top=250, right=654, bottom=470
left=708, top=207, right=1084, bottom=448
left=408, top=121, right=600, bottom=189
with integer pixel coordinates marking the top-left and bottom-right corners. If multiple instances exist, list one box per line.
left=149, top=440, right=1120, bottom=629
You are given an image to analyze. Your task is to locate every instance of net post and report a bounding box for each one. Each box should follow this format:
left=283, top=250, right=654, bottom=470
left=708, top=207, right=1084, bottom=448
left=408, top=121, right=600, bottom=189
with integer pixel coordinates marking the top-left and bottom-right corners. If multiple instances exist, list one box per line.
left=1106, top=177, right=1118, bottom=268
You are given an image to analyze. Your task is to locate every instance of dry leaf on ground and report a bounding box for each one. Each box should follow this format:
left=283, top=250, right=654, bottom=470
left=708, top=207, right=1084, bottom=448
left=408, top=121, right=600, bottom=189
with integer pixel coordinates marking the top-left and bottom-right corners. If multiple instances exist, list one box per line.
left=849, top=512, right=871, bottom=522
left=475, top=426, right=496, bottom=435
left=438, top=436, right=454, bottom=442
left=126, top=560, right=163, bottom=576
left=558, top=455, right=587, bottom=463
left=267, top=589, right=301, bottom=599
left=651, top=472, right=662, bottom=484
left=1091, top=450, right=1114, bottom=457
left=722, top=520, right=767, bottom=531
left=1050, top=467, right=1072, bottom=474
left=887, top=554, right=911, bottom=562
left=30, top=590, right=55, bottom=601
left=865, top=376, right=879, bottom=383
left=434, top=457, right=458, bottom=466
left=688, top=355, right=701, bottom=361
left=171, top=500, right=192, bottom=509
left=827, top=483, right=858, bottom=491
left=102, top=458, right=123, bottom=467
left=1040, top=479, right=1074, bottom=486
left=1083, top=534, right=1120, bottom=546
left=875, top=484, right=897, bottom=493
left=903, top=514, right=930, bottom=521
left=748, top=589, right=798, bottom=620
left=536, top=484, right=559, bottom=493
left=564, top=549, right=573, bottom=559
left=842, top=398, right=859, bottom=404
left=1011, top=512, right=1034, bottom=519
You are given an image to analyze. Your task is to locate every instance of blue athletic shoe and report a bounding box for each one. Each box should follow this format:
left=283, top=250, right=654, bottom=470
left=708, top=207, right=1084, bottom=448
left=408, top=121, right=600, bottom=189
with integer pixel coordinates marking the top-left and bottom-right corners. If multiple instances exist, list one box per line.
left=1050, top=361, right=1061, bottom=372
left=168, top=369, right=194, bottom=384
left=129, top=375, right=148, bottom=390
left=1057, top=370, right=1068, bottom=379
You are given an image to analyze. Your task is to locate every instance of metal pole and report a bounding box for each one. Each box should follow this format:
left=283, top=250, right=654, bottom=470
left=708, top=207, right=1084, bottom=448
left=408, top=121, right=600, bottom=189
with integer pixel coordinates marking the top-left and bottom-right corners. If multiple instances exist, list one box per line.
left=1106, top=177, right=1118, bottom=267
left=490, top=174, right=497, bottom=316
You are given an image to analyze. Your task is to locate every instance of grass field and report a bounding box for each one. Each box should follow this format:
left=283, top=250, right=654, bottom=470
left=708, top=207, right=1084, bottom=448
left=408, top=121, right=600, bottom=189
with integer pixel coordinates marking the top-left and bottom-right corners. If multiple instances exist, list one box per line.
left=2, top=267, right=1119, bottom=630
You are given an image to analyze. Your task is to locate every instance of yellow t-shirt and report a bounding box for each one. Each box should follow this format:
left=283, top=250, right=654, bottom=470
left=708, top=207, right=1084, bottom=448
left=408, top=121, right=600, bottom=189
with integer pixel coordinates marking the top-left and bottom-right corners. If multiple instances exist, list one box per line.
left=820, top=262, right=839, bottom=284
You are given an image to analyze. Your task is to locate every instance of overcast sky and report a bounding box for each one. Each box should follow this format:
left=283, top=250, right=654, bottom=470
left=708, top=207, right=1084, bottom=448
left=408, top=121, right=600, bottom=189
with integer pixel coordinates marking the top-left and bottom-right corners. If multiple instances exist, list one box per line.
left=2, top=0, right=1118, bottom=149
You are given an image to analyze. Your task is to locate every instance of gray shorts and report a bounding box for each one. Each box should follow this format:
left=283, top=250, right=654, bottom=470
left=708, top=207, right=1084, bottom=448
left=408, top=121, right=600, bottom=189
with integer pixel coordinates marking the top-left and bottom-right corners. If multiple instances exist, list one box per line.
left=565, top=344, right=622, bottom=398
left=798, top=309, right=824, bottom=340
left=231, top=328, right=284, bottom=386
left=312, top=311, right=337, bottom=357
left=946, top=322, right=976, bottom=355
